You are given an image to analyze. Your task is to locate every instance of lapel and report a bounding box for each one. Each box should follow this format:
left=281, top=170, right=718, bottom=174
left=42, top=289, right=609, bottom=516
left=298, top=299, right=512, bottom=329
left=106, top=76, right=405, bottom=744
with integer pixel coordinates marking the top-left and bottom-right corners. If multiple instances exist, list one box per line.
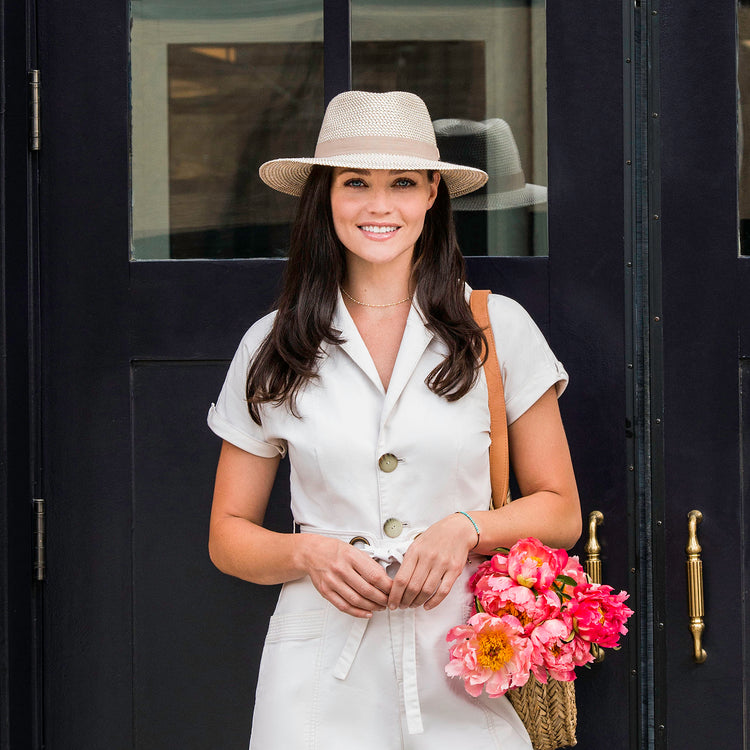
left=381, top=299, right=434, bottom=419
left=327, top=292, right=437, bottom=412
left=330, top=290, right=386, bottom=395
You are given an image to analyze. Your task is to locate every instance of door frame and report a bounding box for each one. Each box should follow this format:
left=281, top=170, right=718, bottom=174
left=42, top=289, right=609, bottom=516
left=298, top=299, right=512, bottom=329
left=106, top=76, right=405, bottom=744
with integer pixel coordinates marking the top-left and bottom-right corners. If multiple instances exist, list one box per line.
left=1, top=0, right=633, bottom=746
left=1, top=0, right=43, bottom=745
left=4, top=0, right=743, bottom=747
left=654, top=0, right=746, bottom=746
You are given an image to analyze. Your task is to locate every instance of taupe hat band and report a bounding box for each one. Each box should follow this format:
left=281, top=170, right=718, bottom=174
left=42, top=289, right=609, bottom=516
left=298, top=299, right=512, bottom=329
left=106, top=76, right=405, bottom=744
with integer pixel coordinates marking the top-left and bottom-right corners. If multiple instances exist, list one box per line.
left=314, top=136, right=440, bottom=161
left=488, top=171, right=526, bottom=192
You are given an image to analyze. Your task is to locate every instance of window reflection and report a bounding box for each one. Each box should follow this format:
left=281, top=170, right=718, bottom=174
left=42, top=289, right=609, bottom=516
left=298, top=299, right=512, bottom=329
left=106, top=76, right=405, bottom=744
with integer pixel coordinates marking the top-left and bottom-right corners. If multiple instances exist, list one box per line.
left=434, top=118, right=547, bottom=256
left=167, top=43, right=323, bottom=258
left=130, top=1, right=546, bottom=259
left=353, top=1, right=547, bottom=257
left=130, top=2, right=324, bottom=260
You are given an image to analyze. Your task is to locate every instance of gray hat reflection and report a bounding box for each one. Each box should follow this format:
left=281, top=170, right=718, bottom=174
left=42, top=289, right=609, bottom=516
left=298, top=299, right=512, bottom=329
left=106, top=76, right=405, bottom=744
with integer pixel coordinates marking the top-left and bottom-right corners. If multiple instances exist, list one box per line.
left=433, top=118, right=547, bottom=211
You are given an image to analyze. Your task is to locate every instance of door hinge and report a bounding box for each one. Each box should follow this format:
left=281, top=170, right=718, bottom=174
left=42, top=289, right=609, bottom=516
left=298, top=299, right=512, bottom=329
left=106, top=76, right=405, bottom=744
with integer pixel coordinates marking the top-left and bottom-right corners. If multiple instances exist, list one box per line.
left=29, top=70, right=41, bottom=151
left=33, top=498, right=45, bottom=581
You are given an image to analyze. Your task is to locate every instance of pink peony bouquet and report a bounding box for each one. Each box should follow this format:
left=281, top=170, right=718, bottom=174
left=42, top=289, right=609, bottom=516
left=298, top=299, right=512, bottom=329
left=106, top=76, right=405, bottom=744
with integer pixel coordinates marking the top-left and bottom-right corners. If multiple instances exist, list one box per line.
left=446, top=537, right=634, bottom=698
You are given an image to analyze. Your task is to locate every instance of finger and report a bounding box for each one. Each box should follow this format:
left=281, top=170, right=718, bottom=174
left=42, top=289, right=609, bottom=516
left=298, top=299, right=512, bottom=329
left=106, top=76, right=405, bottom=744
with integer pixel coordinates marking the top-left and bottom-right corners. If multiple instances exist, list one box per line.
left=318, top=544, right=392, bottom=606
left=400, top=568, right=430, bottom=608
left=338, top=586, right=387, bottom=613
left=390, top=557, right=431, bottom=609
left=314, top=572, right=386, bottom=613
left=345, top=576, right=390, bottom=608
left=387, top=556, right=417, bottom=609
left=321, top=565, right=389, bottom=610
left=409, top=570, right=445, bottom=608
left=350, top=556, right=393, bottom=602
left=423, top=567, right=461, bottom=611
left=325, top=589, right=378, bottom=619
left=342, top=565, right=390, bottom=607
left=321, top=568, right=388, bottom=612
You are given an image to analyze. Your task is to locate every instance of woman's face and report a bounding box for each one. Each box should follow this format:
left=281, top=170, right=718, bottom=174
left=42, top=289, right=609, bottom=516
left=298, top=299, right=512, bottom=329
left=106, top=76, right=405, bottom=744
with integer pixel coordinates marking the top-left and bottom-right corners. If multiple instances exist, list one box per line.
left=330, top=168, right=440, bottom=272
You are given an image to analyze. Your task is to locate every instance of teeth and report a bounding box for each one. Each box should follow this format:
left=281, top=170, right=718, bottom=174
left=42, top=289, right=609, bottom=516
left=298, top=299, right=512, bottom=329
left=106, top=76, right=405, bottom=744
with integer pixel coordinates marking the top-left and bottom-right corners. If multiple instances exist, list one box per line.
left=360, top=225, right=398, bottom=234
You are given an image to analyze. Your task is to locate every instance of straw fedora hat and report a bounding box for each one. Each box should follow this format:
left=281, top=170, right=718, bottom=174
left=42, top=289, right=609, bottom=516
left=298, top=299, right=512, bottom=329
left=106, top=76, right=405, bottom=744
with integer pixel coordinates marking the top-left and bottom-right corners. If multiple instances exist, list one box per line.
left=259, top=91, right=488, bottom=198
left=433, top=118, right=547, bottom=211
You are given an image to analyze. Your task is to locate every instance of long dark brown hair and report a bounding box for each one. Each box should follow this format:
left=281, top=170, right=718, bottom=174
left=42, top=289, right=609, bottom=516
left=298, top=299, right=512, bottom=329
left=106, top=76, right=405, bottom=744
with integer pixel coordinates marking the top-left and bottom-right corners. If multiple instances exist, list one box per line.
left=246, top=165, right=487, bottom=423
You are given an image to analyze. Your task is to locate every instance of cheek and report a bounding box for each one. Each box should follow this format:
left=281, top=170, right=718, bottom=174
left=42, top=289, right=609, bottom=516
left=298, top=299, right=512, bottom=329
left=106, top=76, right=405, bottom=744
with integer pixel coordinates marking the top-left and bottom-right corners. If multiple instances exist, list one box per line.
left=329, top=202, right=347, bottom=234
left=413, top=218, right=427, bottom=238
left=416, top=185, right=437, bottom=214
left=331, top=216, right=350, bottom=246
left=330, top=194, right=357, bottom=224
left=407, top=198, right=432, bottom=227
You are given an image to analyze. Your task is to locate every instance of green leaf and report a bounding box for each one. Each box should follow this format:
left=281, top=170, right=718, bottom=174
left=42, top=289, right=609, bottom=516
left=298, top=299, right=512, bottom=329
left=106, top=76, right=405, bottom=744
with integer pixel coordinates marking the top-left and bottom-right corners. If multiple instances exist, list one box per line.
left=556, top=575, right=578, bottom=587
left=475, top=596, right=485, bottom=614
left=550, top=583, right=572, bottom=605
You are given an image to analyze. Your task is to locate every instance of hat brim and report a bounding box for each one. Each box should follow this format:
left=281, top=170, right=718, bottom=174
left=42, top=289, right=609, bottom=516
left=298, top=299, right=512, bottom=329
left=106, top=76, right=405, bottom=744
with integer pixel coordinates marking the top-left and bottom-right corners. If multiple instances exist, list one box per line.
left=259, top=155, right=488, bottom=198
left=451, top=183, right=548, bottom=211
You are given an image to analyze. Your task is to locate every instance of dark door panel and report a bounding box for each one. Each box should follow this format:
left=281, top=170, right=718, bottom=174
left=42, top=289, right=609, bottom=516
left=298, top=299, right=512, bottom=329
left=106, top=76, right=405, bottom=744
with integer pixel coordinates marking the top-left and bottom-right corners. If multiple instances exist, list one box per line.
left=658, top=0, right=747, bottom=745
left=31, top=0, right=745, bottom=748
left=35, top=2, right=634, bottom=748
left=131, top=361, right=291, bottom=746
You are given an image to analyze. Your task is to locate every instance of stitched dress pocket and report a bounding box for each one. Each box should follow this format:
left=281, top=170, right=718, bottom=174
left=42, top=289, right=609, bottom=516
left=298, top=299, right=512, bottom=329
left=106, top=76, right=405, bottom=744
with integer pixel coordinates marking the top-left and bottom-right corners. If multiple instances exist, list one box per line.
left=265, top=609, right=326, bottom=644
left=249, top=604, right=328, bottom=750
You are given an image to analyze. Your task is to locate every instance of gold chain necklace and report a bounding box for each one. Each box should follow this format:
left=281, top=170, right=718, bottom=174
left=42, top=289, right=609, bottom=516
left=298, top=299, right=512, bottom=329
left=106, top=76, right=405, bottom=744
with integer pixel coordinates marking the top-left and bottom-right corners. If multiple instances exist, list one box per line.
left=341, top=287, right=412, bottom=308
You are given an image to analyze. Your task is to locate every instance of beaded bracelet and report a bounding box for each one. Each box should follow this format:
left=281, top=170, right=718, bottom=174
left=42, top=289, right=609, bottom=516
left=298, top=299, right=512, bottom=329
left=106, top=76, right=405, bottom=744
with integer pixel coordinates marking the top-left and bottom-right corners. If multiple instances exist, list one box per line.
left=455, top=510, right=480, bottom=550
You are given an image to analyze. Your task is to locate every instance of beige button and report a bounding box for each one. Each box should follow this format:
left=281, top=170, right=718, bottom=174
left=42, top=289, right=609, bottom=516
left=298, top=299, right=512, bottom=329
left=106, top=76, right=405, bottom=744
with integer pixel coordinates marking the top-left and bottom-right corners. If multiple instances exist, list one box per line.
left=378, top=453, right=399, bottom=473
left=383, top=518, right=404, bottom=538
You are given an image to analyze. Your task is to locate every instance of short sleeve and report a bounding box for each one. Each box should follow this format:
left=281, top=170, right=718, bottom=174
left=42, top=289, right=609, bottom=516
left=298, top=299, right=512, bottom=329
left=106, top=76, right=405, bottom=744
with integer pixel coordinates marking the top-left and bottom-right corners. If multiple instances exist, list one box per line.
left=207, top=312, right=287, bottom=458
left=487, top=294, right=568, bottom=425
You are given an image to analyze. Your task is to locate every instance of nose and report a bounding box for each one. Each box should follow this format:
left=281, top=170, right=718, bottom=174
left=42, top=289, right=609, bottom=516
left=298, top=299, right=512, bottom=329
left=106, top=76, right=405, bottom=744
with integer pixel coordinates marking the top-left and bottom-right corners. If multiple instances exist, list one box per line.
left=366, top=185, right=393, bottom=214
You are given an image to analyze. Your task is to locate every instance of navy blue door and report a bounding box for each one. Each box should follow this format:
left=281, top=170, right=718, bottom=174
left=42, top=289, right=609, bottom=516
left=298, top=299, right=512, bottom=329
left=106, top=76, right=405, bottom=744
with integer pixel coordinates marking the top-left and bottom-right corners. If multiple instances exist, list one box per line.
left=653, top=1, right=747, bottom=746
left=27, top=0, right=745, bottom=748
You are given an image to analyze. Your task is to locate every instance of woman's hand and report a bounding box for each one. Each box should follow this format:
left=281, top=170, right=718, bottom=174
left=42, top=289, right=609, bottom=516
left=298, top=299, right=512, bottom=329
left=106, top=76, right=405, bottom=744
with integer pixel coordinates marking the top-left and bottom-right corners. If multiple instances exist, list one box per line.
left=387, top=513, right=477, bottom=611
left=211, top=442, right=392, bottom=619
left=210, top=442, right=391, bottom=620
left=301, top=534, right=393, bottom=619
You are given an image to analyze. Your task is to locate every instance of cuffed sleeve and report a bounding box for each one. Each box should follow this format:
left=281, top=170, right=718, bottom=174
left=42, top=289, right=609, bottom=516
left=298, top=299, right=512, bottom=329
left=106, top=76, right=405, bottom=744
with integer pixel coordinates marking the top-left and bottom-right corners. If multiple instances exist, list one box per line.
left=206, top=311, right=287, bottom=458
left=487, top=294, right=568, bottom=425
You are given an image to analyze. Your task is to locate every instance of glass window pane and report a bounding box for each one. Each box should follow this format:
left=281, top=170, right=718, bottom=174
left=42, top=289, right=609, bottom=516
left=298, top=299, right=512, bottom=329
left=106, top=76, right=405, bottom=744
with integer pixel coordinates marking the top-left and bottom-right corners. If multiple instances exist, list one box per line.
left=130, top=1, right=323, bottom=259
left=352, top=0, right=547, bottom=257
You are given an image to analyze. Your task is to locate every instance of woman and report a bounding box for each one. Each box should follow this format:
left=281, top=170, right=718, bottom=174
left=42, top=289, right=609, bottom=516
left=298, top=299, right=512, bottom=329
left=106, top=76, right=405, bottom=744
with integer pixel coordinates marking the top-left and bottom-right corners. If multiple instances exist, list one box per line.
left=207, top=90, right=581, bottom=749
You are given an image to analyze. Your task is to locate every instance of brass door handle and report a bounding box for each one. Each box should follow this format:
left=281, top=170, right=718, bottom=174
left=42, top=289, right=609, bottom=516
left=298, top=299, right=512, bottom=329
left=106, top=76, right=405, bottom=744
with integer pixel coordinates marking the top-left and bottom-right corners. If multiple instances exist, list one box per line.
left=584, top=510, right=605, bottom=662
left=584, top=510, right=604, bottom=583
left=686, top=510, right=707, bottom=663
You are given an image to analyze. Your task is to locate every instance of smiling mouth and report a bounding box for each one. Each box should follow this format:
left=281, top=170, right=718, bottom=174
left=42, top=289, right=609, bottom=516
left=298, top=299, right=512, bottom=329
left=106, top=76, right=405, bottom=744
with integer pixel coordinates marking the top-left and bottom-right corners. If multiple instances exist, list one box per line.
left=359, top=225, right=399, bottom=235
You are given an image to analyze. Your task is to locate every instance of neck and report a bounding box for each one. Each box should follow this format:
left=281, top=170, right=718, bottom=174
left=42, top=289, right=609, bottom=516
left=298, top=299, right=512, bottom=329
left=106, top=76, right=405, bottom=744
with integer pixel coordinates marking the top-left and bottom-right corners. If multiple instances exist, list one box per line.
left=343, top=257, right=413, bottom=308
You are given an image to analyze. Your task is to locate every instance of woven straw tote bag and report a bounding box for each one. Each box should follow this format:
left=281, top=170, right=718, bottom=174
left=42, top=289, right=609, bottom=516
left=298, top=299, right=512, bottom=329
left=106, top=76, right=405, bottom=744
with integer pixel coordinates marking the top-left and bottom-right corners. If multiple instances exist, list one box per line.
left=470, top=290, right=577, bottom=750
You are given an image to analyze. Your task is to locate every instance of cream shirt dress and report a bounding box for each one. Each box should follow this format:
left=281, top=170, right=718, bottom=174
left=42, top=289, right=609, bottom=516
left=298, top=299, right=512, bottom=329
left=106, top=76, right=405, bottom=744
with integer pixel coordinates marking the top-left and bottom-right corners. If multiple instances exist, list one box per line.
left=208, top=288, right=568, bottom=750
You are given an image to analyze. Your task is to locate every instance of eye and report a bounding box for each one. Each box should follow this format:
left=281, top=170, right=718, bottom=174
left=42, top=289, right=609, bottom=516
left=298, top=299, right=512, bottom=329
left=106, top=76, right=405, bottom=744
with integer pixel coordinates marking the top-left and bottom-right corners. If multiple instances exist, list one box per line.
left=343, top=177, right=366, bottom=188
left=393, top=177, right=417, bottom=188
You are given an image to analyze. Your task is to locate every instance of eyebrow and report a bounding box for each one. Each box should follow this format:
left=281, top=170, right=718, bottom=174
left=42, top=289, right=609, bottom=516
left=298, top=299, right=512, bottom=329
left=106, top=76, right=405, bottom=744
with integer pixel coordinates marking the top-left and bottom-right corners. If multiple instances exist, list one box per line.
left=336, top=169, right=419, bottom=176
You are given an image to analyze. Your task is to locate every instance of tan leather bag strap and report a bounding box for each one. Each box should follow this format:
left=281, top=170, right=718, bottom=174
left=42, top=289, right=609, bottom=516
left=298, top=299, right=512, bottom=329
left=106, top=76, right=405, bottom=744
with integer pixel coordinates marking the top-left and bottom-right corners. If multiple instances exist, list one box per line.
left=469, top=290, right=510, bottom=509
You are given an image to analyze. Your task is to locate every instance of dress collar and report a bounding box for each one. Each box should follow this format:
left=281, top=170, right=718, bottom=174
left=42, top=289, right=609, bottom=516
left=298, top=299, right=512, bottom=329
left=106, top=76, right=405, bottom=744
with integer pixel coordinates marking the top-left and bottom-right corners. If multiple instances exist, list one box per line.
left=329, top=289, right=435, bottom=402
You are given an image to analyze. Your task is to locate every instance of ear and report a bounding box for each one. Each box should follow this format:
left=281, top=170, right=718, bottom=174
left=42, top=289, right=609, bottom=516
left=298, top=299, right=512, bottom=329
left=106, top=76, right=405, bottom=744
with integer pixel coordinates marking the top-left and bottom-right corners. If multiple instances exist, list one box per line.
left=427, top=171, right=441, bottom=208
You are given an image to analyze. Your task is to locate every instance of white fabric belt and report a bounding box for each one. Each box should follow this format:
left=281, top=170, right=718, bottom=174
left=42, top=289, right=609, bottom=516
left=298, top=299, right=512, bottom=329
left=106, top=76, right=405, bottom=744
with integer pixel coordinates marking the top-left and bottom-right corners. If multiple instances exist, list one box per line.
left=298, top=525, right=425, bottom=735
